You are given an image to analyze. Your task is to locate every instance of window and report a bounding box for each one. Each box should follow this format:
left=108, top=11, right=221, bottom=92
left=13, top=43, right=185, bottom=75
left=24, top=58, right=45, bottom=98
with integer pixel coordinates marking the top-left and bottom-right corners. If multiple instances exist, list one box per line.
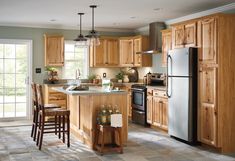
left=62, top=41, right=89, bottom=79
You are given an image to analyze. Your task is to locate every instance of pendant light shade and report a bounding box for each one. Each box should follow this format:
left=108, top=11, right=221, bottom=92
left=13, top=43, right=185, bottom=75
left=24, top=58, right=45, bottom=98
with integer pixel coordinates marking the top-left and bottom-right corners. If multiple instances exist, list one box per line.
left=74, top=13, right=88, bottom=46
left=86, top=5, right=100, bottom=46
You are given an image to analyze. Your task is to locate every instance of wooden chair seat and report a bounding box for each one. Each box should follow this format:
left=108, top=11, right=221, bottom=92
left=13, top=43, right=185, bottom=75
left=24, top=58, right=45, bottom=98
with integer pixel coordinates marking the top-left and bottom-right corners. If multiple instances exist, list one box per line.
left=40, top=109, right=70, bottom=116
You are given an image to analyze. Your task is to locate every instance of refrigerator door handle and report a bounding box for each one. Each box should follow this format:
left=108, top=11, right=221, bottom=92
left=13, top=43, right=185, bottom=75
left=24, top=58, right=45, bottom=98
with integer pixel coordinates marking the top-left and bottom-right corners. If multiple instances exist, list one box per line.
left=167, top=55, right=172, bottom=98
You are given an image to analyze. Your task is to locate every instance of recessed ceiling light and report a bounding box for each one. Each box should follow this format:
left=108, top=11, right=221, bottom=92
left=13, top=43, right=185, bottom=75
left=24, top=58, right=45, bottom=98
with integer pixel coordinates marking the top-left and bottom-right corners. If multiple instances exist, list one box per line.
left=153, top=8, right=162, bottom=11
left=50, top=19, right=56, bottom=22
left=113, top=22, right=121, bottom=25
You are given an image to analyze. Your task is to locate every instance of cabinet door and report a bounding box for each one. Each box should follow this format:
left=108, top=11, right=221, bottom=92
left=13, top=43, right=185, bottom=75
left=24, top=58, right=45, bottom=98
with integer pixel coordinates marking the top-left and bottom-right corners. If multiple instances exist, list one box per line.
left=161, top=30, right=172, bottom=67
left=119, top=39, right=134, bottom=66
left=184, top=22, right=197, bottom=47
left=161, top=98, right=168, bottom=130
left=172, top=25, right=185, bottom=49
left=199, top=67, right=218, bottom=146
left=133, top=38, right=142, bottom=67
left=93, top=39, right=106, bottom=66
left=200, top=18, right=217, bottom=64
left=152, top=97, right=161, bottom=127
left=127, top=92, right=132, bottom=118
left=44, top=35, right=64, bottom=66
left=147, top=96, right=153, bottom=124
left=107, top=39, right=119, bottom=66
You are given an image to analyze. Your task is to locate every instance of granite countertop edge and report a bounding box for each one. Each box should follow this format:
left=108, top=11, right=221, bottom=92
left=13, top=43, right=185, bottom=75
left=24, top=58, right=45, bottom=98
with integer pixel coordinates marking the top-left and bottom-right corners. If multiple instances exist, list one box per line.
left=52, top=87, right=128, bottom=95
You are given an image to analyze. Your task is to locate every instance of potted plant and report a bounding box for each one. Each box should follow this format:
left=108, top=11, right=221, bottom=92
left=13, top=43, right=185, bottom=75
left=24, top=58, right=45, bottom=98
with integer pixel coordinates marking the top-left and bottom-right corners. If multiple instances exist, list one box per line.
left=116, top=72, right=124, bottom=83
left=88, top=74, right=96, bottom=83
left=45, top=67, right=59, bottom=83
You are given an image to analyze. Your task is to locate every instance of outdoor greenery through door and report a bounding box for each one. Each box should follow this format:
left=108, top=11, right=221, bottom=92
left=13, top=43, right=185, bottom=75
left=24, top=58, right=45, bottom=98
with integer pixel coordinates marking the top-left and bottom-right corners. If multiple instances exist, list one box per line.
left=0, top=39, right=32, bottom=119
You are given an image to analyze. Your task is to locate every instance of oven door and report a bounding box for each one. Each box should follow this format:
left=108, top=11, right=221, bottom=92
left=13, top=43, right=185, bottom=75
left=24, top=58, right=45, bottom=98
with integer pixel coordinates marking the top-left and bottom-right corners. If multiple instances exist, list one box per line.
left=131, top=88, right=146, bottom=111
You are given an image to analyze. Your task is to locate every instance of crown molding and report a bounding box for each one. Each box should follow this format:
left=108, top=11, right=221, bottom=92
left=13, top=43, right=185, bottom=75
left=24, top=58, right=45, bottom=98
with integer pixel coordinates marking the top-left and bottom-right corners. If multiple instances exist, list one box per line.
left=0, top=23, right=134, bottom=33
left=165, top=3, right=235, bottom=25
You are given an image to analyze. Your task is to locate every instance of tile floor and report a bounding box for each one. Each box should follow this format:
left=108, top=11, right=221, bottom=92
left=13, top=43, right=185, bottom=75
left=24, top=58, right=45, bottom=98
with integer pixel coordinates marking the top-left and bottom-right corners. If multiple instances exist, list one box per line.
left=0, top=123, right=235, bottom=161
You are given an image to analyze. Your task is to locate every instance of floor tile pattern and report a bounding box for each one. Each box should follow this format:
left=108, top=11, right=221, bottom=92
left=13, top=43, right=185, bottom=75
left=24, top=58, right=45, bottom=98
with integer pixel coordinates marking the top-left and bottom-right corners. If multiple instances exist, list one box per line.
left=0, top=123, right=235, bottom=161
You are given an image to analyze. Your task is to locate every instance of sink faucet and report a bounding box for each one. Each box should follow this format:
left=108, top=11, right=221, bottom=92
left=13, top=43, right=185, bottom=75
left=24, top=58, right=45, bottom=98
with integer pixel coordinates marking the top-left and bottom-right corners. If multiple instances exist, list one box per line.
left=75, top=69, right=81, bottom=80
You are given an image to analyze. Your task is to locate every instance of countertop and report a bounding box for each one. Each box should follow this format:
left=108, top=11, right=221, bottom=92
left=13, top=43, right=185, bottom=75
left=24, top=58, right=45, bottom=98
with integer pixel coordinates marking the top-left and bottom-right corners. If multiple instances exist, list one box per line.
left=52, top=86, right=128, bottom=95
left=146, top=85, right=167, bottom=90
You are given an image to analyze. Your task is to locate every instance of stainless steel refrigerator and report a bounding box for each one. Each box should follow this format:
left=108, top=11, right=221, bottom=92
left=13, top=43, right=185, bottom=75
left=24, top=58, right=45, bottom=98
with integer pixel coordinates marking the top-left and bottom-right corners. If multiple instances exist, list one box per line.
left=167, top=47, right=197, bottom=144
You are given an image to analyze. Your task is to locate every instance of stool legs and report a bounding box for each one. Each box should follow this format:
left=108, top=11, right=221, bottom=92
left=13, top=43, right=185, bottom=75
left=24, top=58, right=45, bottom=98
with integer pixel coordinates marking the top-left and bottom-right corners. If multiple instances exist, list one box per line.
left=62, top=116, right=65, bottom=143
left=118, top=128, right=123, bottom=154
left=67, top=115, right=70, bottom=147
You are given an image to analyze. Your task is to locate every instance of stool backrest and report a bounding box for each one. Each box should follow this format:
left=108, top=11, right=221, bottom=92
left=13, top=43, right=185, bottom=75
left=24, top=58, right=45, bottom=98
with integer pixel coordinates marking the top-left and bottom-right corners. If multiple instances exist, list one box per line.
left=35, top=84, right=45, bottom=111
left=31, top=83, right=38, bottom=107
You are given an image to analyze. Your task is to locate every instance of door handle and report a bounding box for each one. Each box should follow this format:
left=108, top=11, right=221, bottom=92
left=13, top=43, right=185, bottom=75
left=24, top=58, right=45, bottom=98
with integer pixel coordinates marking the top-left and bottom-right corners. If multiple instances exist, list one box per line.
left=25, top=76, right=29, bottom=85
left=166, top=55, right=172, bottom=98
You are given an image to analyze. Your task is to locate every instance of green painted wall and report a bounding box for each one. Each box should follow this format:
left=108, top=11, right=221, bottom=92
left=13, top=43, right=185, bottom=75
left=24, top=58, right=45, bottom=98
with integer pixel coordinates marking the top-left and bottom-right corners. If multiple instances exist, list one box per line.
left=0, top=26, right=133, bottom=83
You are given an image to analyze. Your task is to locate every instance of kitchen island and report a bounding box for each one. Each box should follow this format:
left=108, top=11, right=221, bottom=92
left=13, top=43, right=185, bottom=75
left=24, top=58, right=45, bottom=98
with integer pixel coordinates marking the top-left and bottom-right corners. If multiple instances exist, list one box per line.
left=53, top=87, right=128, bottom=149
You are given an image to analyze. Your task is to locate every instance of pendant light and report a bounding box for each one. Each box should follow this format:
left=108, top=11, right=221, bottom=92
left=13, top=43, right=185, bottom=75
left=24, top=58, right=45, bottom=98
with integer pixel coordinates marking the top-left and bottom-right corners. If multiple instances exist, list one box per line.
left=86, top=5, right=100, bottom=46
left=74, top=13, right=87, bottom=46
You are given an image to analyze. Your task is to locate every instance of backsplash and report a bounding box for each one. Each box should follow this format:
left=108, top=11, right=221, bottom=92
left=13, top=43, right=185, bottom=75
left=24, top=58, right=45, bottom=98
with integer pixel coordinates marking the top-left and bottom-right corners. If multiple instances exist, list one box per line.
left=44, top=54, right=167, bottom=81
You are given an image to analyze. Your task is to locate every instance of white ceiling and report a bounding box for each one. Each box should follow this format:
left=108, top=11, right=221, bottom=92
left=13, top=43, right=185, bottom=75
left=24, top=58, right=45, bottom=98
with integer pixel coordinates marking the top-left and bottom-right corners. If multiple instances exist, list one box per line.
left=0, top=0, right=234, bottom=31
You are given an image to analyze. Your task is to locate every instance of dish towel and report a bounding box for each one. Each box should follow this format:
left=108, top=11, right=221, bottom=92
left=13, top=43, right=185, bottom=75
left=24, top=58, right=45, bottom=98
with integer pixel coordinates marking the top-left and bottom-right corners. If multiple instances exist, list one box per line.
left=111, top=114, right=122, bottom=127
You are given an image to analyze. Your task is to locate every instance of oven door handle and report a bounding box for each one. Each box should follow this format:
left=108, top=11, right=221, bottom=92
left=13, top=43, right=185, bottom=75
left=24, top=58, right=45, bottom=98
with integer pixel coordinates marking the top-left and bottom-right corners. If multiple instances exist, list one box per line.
left=133, top=110, right=145, bottom=114
left=131, top=88, right=145, bottom=91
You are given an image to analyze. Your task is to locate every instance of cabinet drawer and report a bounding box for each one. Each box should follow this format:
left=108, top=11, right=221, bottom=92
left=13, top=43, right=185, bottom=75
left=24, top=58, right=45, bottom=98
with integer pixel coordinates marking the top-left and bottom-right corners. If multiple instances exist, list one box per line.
left=153, top=90, right=167, bottom=98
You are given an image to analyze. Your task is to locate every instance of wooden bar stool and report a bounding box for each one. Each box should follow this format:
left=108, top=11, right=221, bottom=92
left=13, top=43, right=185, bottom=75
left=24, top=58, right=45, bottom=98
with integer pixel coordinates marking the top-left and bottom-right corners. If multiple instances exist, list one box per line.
left=95, top=125, right=123, bottom=155
left=35, top=84, right=70, bottom=150
left=30, top=83, right=61, bottom=141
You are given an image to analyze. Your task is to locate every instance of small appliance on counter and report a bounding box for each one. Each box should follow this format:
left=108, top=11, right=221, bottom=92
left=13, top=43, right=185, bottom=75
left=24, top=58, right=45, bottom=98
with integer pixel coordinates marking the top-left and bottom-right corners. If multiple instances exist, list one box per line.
left=143, top=73, right=166, bottom=86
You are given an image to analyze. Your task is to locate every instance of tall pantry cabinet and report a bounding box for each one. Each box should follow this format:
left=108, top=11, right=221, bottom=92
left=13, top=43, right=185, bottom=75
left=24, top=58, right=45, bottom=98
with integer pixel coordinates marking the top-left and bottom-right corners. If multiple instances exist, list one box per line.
left=197, top=14, right=235, bottom=153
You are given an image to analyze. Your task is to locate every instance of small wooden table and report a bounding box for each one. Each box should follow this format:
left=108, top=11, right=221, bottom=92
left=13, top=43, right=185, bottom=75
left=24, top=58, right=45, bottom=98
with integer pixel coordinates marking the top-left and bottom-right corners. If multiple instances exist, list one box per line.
left=95, top=125, right=123, bottom=155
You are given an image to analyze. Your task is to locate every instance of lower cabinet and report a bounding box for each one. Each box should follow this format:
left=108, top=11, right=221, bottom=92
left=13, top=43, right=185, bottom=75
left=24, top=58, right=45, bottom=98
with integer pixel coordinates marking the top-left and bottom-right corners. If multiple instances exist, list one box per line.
left=147, top=88, right=168, bottom=131
left=198, top=66, right=218, bottom=146
left=146, top=95, right=153, bottom=124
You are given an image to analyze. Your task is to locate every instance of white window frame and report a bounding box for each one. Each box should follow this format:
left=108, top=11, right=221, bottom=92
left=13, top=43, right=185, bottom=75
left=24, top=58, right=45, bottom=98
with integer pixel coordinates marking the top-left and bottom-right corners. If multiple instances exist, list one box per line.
left=62, top=40, right=89, bottom=79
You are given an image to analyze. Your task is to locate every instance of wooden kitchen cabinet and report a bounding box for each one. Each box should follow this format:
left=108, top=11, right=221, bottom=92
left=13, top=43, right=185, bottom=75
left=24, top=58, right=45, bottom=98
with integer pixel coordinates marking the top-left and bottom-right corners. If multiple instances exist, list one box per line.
left=161, top=29, right=172, bottom=67
left=152, top=97, right=161, bottom=127
left=198, top=66, right=217, bottom=146
left=119, top=38, right=134, bottom=66
left=119, top=35, right=152, bottom=67
left=44, top=85, right=67, bottom=107
left=90, top=37, right=119, bottom=67
left=147, top=88, right=168, bottom=131
left=161, top=98, right=168, bottom=130
left=196, top=14, right=235, bottom=152
left=198, top=17, right=217, bottom=64
left=172, top=22, right=197, bottom=49
left=147, top=96, right=153, bottom=124
left=44, top=35, right=64, bottom=66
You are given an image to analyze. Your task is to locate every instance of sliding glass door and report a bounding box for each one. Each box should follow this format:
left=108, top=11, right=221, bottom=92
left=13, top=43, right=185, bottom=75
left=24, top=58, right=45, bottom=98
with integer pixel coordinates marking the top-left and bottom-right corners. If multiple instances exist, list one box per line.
left=0, top=39, right=32, bottom=120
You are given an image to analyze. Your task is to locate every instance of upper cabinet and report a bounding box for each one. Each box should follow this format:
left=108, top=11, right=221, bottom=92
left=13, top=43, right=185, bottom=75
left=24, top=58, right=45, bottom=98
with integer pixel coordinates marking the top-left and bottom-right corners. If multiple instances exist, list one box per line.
left=119, top=35, right=152, bottom=67
left=44, top=35, right=64, bottom=66
left=172, top=22, right=197, bottom=49
left=161, top=29, right=172, bottom=67
left=198, top=17, right=217, bottom=64
left=90, top=37, right=119, bottom=67
left=119, top=38, right=134, bottom=66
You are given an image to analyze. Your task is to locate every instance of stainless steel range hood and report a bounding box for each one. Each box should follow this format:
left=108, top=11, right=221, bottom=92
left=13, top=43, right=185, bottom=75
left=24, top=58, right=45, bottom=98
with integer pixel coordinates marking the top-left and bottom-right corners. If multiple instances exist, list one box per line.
left=137, top=22, right=166, bottom=54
